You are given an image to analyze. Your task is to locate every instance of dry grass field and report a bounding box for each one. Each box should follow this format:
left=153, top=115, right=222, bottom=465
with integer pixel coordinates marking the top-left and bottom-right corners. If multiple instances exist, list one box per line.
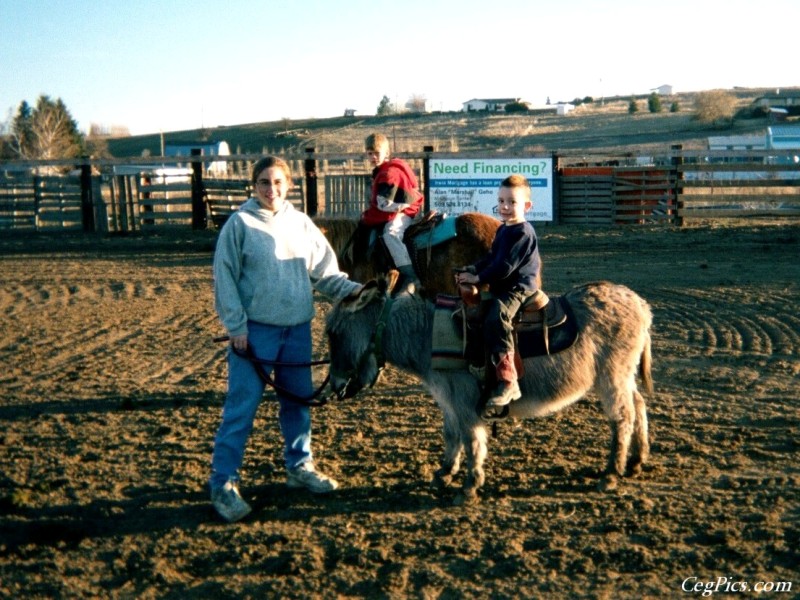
left=107, top=90, right=775, bottom=159
left=1, top=221, right=798, bottom=598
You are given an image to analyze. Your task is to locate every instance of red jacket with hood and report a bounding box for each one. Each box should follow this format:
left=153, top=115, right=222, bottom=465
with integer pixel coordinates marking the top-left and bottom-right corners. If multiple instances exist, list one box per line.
left=360, top=158, right=424, bottom=226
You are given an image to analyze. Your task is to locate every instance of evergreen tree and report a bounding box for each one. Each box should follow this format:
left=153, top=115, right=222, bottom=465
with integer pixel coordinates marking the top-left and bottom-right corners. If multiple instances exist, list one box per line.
left=376, top=95, right=393, bottom=116
left=504, top=101, right=529, bottom=113
left=11, top=100, right=33, bottom=155
left=648, top=92, right=662, bottom=113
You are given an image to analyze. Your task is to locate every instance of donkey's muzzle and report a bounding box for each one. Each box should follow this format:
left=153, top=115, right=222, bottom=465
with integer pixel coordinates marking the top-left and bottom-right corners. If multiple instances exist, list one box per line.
left=330, top=375, right=363, bottom=400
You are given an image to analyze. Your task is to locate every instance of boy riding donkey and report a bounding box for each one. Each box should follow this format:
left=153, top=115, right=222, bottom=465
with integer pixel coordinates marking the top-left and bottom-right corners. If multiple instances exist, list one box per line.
left=455, top=174, right=541, bottom=418
left=360, top=133, right=425, bottom=296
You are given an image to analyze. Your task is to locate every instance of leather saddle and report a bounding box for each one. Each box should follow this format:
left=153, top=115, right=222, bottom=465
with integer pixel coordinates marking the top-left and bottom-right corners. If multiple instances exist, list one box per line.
left=433, top=287, right=579, bottom=369
left=514, top=291, right=578, bottom=359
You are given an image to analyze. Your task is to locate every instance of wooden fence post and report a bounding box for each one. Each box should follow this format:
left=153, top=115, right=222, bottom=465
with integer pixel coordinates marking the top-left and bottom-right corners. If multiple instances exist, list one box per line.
left=551, top=151, right=561, bottom=225
left=114, top=175, right=129, bottom=232
left=671, top=144, right=684, bottom=227
left=80, top=162, right=95, bottom=232
left=191, top=148, right=207, bottom=230
left=423, top=145, right=434, bottom=213
left=33, top=174, right=42, bottom=230
left=304, top=147, right=318, bottom=216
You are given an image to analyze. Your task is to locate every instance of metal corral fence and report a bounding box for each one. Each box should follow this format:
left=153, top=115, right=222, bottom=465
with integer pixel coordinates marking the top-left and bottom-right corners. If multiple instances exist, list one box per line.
left=1, top=148, right=799, bottom=232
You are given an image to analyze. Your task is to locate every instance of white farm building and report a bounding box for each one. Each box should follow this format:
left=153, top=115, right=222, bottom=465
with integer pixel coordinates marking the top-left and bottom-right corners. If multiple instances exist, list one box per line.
left=462, top=98, right=523, bottom=112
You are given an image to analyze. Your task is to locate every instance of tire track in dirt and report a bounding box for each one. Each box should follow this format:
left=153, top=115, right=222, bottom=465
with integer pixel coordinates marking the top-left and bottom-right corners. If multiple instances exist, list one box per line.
left=2, top=229, right=798, bottom=599
left=649, top=288, right=798, bottom=356
left=1, top=274, right=219, bottom=395
left=1, top=279, right=185, bottom=317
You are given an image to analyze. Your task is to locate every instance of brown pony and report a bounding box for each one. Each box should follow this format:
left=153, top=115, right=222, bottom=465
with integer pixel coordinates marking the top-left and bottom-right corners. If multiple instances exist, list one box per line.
left=315, top=213, right=540, bottom=298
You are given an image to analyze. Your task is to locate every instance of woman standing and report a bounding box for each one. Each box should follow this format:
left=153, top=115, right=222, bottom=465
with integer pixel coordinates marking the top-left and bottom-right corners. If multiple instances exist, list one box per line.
left=210, top=156, right=361, bottom=522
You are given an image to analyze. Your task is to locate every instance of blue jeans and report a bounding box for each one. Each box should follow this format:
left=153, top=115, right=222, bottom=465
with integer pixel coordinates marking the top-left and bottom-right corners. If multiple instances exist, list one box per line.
left=483, top=288, right=532, bottom=356
left=210, top=321, right=314, bottom=490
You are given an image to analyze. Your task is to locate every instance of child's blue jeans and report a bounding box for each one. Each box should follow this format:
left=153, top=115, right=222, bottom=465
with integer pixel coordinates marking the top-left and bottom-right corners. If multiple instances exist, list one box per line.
left=484, top=288, right=533, bottom=357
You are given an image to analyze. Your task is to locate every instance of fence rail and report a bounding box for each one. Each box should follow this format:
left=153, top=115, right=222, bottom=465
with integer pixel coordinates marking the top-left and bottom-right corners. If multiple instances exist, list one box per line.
left=0, top=174, right=86, bottom=230
left=323, top=174, right=370, bottom=218
left=558, top=171, right=614, bottom=225
left=2, top=149, right=799, bottom=232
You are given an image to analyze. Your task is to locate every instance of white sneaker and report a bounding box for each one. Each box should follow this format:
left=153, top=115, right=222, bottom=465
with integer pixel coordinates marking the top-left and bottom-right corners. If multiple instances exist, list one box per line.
left=211, top=480, right=252, bottom=522
left=287, top=463, right=339, bottom=493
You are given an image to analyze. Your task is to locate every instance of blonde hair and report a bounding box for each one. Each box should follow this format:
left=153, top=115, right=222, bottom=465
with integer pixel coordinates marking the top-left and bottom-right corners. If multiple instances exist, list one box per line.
left=365, top=133, right=390, bottom=153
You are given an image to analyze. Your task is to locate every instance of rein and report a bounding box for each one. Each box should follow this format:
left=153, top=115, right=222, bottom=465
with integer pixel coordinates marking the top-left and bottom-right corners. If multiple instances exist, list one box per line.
left=213, top=336, right=335, bottom=407
left=366, top=294, right=394, bottom=385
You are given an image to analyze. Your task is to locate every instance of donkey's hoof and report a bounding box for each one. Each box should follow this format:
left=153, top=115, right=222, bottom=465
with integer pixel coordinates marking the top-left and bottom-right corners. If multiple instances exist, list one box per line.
left=433, top=470, right=453, bottom=489
left=454, top=490, right=479, bottom=506
left=432, top=476, right=451, bottom=491
left=599, top=474, right=619, bottom=492
left=627, top=462, right=644, bottom=478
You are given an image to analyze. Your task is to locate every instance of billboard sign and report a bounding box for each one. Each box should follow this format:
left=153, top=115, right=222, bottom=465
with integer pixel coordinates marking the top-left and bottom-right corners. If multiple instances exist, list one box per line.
left=429, top=157, right=553, bottom=221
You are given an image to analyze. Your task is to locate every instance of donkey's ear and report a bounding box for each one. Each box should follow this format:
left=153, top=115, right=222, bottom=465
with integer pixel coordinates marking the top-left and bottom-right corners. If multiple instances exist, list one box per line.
left=382, top=270, right=400, bottom=295
left=345, top=280, right=381, bottom=312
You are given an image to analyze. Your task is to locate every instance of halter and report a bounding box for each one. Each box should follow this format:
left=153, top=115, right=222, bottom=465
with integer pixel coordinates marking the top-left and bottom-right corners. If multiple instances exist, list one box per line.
left=330, top=294, right=395, bottom=399
left=214, top=292, right=395, bottom=405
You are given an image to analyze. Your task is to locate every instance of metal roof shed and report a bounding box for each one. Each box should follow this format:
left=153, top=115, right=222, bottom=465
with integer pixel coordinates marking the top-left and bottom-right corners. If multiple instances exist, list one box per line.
left=767, top=125, right=800, bottom=150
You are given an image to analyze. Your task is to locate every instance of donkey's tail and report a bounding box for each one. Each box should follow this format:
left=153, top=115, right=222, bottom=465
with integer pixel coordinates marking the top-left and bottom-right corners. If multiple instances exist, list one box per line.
left=639, top=331, right=654, bottom=394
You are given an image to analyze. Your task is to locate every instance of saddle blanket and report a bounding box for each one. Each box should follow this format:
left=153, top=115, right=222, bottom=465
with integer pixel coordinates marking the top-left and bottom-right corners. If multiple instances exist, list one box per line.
left=431, top=303, right=468, bottom=370
left=409, top=214, right=457, bottom=251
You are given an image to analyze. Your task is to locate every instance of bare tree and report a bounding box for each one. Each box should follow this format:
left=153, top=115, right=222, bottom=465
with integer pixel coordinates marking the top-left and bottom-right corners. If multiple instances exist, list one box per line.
left=88, top=123, right=130, bottom=138
left=405, top=94, right=428, bottom=113
left=31, top=104, right=75, bottom=160
left=10, top=95, right=84, bottom=162
left=693, top=90, right=737, bottom=125
left=0, top=107, right=11, bottom=135
left=1, top=107, right=17, bottom=158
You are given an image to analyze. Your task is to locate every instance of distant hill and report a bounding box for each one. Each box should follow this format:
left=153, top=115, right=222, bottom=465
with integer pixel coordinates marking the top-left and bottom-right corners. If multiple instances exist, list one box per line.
left=106, top=89, right=784, bottom=159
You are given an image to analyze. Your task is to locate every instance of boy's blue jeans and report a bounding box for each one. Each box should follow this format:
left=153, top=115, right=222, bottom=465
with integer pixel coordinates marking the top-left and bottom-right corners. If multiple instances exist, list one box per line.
left=210, top=320, right=314, bottom=490
left=483, top=288, right=532, bottom=356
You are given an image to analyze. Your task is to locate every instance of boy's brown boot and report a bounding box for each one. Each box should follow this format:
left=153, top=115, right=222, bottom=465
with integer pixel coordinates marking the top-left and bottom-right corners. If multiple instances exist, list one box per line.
left=485, top=352, right=522, bottom=408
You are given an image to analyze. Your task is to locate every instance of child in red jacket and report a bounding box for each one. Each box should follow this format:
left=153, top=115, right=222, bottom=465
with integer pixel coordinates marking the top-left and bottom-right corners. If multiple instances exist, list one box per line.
left=361, top=133, right=424, bottom=294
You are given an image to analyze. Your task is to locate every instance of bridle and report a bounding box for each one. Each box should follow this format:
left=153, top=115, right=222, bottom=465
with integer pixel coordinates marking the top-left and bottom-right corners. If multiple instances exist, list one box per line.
left=212, top=292, right=395, bottom=406
left=329, top=294, right=395, bottom=400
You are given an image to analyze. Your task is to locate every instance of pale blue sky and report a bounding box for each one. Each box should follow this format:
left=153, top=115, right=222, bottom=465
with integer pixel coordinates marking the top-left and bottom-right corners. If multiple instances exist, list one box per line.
left=1, top=0, right=796, bottom=135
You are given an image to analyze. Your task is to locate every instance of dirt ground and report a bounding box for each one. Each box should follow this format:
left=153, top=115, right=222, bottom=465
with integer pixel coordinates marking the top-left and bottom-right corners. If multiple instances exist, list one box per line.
left=1, top=222, right=798, bottom=599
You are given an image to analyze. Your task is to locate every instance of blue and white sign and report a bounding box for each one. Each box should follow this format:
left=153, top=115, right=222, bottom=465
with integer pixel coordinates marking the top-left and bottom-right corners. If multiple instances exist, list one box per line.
left=429, top=158, right=553, bottom=221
